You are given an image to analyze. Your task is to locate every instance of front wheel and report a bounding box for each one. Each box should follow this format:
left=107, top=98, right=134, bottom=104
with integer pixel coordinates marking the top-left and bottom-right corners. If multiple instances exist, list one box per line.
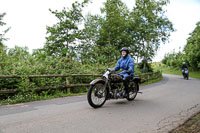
left=87, top=83, right=107, bottom=108
left=127, top=82, right=138, bottom=101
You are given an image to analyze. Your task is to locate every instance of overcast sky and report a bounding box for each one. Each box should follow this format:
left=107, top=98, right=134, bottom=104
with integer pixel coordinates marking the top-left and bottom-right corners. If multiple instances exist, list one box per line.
left=0, top=0, right=200, bottom=62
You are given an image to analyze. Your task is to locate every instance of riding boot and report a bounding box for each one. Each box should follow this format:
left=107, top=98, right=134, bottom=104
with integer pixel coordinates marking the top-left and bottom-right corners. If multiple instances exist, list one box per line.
left=122, top=77, right=130, bottom=98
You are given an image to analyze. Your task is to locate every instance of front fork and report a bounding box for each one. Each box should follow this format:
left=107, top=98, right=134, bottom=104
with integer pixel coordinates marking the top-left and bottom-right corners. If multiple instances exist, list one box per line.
left=104, top=80, right=113, bottom=99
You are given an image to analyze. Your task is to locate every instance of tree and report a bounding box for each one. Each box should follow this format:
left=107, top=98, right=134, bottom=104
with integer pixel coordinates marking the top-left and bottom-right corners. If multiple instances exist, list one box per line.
left=0, top=12, right=10, bottom=73
left=81, top=0, right=131, bottom=64
left=44, top=0, right=174, bottom=66
left=98, top=0, right=130, bottom=60
left=184, top=21, right=200, bottom=70
left=44, top=0, right=89, bottom=57
left=99, top=0, right=130, bottom=47
left=0, top=12, right=10, bottom=47
left=8, top=46, right=30, bottom=61
left=77, top=14, right=103, bottom=63
left=162, top=50, right=185, bottom=68
left=77, top=0, right=131, bottom=64
left=129, top=0, right=174, bottom=71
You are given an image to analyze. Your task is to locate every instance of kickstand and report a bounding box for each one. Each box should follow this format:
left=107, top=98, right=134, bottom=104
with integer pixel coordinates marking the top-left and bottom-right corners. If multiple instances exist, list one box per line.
left=138, top=91, right=143, bottom=94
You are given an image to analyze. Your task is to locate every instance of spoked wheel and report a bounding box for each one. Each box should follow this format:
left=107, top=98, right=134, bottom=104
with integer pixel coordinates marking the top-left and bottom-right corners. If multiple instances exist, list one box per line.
left=127, top=82, right=138, bottom=101
left=87, top=83, right=107, bottom=108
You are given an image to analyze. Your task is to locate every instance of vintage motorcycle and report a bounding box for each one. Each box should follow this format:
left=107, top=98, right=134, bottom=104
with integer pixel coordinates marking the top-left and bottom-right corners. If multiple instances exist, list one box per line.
left=87, top=69, right=141, bottom=108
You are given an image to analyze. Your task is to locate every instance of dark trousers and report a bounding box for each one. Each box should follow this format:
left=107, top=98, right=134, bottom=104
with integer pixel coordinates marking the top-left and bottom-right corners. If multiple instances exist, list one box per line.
left=122, top=76, right=132, bottom=93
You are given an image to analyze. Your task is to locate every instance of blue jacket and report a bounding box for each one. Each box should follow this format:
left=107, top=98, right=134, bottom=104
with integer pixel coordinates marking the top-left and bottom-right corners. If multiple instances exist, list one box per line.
left=114, top=55, right=134, bottom=77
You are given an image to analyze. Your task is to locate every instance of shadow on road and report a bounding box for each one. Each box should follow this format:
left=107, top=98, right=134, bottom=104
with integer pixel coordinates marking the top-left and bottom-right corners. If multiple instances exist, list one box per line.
left=94, top=98, right=156, bottom=110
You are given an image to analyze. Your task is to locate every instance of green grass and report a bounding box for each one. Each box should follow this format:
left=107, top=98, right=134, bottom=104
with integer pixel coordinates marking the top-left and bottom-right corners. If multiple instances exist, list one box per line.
left=152, top=62, right=200, bottom=79
left=170, top=111, right=200, bottom=133
left=0, top=91, right=87, bottom=105
left=140, top=75, right=163, bottom=86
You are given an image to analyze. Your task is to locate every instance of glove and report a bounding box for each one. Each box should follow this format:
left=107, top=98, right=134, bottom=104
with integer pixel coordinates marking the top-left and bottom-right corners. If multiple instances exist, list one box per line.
left=124, top=70, right=131, bottom=74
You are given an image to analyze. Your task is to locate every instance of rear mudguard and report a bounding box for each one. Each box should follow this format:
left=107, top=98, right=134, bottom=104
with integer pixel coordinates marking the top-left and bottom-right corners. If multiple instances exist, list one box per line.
left=136, top=82, right=140, bottom=92
left=131, top=77, right=141, bottom=92
left=132, top=77, right=141, bottom=83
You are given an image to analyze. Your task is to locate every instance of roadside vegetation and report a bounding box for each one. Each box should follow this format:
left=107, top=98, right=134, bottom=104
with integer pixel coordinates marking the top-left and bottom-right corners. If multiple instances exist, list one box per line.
left=170, top=111, right=200, bottom=133
left=152, top=62, right=200, bottom=79
left=140, top=74, right=163, bottom=86
left=155, top=20, right=200, bottom=78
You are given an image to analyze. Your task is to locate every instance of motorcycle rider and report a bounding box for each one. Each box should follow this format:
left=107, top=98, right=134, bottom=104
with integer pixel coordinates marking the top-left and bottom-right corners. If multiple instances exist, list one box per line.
left=181, top=62, right=188, bottom=77
left=114, top=47, right=134, bottom=97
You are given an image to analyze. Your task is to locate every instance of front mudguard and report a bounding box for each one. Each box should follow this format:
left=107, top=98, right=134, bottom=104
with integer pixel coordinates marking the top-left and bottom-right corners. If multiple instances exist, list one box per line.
left=90, top=78, right=105, bottom=85
left=89, top=79, right=111, bottom=99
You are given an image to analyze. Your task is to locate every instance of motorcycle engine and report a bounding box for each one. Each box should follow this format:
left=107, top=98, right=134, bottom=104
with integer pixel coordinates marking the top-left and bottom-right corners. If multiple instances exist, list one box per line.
left=111, top=83, right=123, bottom=99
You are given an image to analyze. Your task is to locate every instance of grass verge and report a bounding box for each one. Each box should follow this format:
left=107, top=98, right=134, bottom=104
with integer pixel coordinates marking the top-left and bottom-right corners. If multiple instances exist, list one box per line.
left=170, top=111, right=200, bottom=133
left=140, top=75, right=163, bottom=86
left=0, top=91, right=87, bottom=105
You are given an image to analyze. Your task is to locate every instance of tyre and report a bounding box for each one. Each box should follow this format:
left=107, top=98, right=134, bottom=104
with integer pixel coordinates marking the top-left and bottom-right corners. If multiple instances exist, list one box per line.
left=87, top=83, right=107, bottom=108
left=126, top=82, right=138, bottom=101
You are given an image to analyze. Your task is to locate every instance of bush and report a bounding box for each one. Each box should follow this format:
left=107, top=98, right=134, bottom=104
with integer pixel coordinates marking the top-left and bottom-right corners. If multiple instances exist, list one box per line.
left=0, top=46, right=145, bottom=101
left=137, top=62, right=153, bottom=73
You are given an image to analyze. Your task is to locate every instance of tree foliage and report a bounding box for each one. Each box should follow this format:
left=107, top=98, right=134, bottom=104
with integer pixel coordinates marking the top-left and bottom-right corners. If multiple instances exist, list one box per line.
left=162, top=20, right=200, bottom=71
left=130, top=0, right=174, bottom=61
left=44, top=0, right=173, bottom=65
left=162, top=50, right=184, bottom=68
left=44, top=0, right=89, bottom=57
left=184, top=21, right=200, bottom=70
left=0, top=13, right=10, bottom=47
left=78, top=0, right=131, bottom=64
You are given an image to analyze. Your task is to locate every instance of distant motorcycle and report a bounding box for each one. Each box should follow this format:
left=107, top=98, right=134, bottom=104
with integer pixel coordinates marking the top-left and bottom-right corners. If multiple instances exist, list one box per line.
left=182, top=68, right=189, bottom=80
left=87, top=69, right=141, bottom=108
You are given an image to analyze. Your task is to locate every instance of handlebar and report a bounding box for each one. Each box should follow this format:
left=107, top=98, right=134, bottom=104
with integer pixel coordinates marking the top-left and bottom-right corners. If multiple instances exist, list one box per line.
left=106, top=68, right=131, bottom=75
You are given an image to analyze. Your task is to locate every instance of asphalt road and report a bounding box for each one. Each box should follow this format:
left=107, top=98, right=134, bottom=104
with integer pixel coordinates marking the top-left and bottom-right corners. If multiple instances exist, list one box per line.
left=0, top=74, right=200, bottom=133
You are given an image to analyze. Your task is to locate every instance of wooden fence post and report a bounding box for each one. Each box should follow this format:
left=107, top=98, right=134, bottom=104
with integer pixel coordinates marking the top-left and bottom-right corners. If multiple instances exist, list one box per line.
left=66, top=77, right=70, bottom=93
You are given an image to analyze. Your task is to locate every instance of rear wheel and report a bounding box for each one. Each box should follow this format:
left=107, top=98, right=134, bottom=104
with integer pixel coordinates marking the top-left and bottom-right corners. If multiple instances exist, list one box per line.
left=127, top=82, right=138, bottom=101
left=87, top=83, right=107, bottom=108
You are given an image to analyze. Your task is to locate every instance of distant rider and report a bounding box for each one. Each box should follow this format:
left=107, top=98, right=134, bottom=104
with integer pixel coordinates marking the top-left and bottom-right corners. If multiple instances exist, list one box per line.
left=114, top=47, right=134, bottom=97
left=181, top=62, right=188, bottom=76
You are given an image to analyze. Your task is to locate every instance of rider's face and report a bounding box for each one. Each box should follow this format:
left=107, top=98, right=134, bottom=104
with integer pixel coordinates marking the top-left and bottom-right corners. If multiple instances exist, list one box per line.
left=121, top=51, right=127, bottom=57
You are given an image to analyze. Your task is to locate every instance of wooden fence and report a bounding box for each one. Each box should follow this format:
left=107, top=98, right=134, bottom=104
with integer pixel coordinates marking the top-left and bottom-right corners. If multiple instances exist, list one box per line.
left=0, top=71, right=161, bottom=94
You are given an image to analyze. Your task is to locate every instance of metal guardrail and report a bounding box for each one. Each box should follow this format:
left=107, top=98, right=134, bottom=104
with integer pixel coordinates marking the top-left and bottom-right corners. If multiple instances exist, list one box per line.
left=0, top=71, right=161, bottom=94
